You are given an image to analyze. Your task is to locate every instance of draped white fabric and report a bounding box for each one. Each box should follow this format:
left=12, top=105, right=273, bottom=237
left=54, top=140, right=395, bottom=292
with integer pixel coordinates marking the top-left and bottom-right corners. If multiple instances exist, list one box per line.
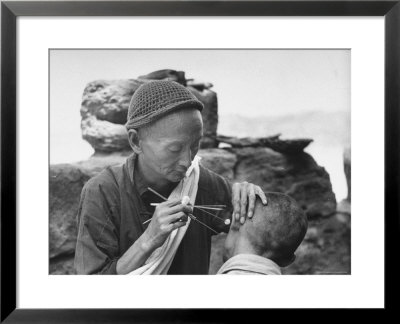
left=128, top=156, right=201, bottom=275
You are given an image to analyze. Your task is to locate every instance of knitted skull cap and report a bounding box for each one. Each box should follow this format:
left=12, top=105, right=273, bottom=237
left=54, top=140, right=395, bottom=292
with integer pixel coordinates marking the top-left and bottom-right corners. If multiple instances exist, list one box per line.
left=125, top=80, right=204, bottom=130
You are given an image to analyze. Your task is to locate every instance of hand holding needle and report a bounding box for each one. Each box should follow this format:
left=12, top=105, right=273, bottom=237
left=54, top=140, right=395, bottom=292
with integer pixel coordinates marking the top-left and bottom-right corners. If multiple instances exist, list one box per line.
left=143, top=188, right=229, bottom=232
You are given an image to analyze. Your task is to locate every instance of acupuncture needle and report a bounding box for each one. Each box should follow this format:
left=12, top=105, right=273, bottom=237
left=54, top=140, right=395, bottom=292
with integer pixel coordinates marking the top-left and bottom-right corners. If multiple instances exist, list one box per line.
left=150, top=203, right=224, bottom=211
left=143, top=187, right=227, bottom=230
left=149, top=199, right=229, bottom=224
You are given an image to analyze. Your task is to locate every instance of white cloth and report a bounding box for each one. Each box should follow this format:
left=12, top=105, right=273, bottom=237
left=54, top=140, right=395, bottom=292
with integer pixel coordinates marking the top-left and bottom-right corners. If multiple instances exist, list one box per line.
left=217, top=254, right=282, bottom=275
left=128, top=156, right=201, bottom=275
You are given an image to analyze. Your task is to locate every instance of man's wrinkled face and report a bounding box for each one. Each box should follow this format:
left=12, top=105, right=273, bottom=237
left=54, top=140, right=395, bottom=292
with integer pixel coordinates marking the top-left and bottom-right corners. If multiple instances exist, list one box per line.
left=138, top=108, right=203, bottom=183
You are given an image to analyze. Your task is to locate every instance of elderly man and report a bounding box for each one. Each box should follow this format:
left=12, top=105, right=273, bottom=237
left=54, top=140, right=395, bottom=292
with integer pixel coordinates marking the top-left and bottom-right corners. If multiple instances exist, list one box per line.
left=74, top=80, right=267, bottom=275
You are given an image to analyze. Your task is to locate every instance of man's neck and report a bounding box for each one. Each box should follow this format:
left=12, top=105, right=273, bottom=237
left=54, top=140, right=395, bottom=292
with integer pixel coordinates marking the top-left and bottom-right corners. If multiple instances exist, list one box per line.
left=231, top=237, right=260, bottom=258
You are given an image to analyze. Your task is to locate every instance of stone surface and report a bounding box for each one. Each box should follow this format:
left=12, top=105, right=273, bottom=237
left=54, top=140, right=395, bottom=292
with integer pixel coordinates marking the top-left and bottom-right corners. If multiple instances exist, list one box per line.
left=233, top=147, right=336, bottom=218
left=198, top=149, right=237, bottom=181
left=189, top=86, right=218, bottom=148
left=80, top=73, right=219, bottom=152
left=217, top=134, right=313, bottom=154
left=49, top=164, right=91, bottom=260
left=343, top=146, right=351, bottom=202
left=138, top=69, right=187, bottom=85
left=81, top=117, right=131, bottom=152
left=81, top=79, right=141, bottom=124
left=49, top=147, right=337, bottom=274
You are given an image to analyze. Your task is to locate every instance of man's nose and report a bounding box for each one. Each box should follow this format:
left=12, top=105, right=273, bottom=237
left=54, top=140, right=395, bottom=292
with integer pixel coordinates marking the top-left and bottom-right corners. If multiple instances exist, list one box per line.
left=179, top=149, right=192, bottom=168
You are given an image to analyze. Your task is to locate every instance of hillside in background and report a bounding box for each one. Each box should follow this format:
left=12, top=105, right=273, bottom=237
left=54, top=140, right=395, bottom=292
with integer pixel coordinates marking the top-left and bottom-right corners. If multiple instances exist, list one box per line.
left=218, top=110, right=350, bottom=148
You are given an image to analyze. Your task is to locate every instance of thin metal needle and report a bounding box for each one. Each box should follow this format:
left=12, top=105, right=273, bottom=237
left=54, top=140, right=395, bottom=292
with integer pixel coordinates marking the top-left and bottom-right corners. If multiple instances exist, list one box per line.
left=144, top=187, right=227, bottom=230
left=195, top=206, right=229, bottom=224
left=195, top=205, right=227, bottom=208
left=188, top=213, right=218, bottom=234
left=147, top=187, right=168, bottom=201
left=150, top=203, right=224, bottom=211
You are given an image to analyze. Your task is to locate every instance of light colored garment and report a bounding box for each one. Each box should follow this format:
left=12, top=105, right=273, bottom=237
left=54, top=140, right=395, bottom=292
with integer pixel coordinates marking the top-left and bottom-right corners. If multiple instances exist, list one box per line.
left=128, top=156, right=201, bottom=275
left=217, top=254, right=282, bottom=275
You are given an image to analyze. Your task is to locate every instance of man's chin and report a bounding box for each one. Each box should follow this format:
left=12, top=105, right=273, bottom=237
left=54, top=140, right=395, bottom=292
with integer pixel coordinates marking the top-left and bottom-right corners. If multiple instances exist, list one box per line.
left=169, top=171, right=186, bottom=182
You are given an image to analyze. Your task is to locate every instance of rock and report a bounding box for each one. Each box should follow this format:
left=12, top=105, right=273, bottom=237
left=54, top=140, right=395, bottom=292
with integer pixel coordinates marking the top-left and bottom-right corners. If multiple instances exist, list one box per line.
left=286, top=179, right=336, bottom=219
left=304, top=227, right=319, bottom=242
left=81, top=79, right=141, bottom=124
left=337, top=199, right=351, bottom=215
left=138, top=69, right=187, bottom=85
left=282, top=215, right=351, bottom=275
left=81, top=117, right=131, bottom=152
left=49, top=164, right=91, bottom=259
left=343, top=146, right=351, bottom=202
left=80, top=79, right=143, bottom=152
left=49, top=256, right=76, bottom=275
left=80, top=73, right=219, bottom=152
left=76, top=151, right=131, bottom=177
left=217, top=134, right=313, bottom=154
left=188, top=86, right=218, bottom=148
left=198, top=149, right=237, bottom=180
left=233, top=147, right=336, bottom=218
left=187, top=80, right=214, bottom=91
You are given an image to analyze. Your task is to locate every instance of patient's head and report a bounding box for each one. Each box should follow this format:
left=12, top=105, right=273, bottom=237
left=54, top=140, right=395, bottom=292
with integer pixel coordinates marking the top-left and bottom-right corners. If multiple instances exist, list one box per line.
left=223, top=192, right=308, bottom=267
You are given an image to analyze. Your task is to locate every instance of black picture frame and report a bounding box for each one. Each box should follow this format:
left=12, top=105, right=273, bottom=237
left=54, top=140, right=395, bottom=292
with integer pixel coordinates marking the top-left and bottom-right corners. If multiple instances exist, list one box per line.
left=1, top=0, right=399, bottom=322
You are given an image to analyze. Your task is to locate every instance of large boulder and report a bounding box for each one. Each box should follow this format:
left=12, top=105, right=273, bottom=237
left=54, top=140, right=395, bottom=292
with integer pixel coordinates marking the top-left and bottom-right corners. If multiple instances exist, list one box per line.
left=188, top=86, right=218, bottom=148
left=49, top=164, right=91, bottom=275
left=198, top=149, right=237, bottom=180
left=80, top=72, right=219, bottom=152
left=233, top=147, right=336, bottom=218
left=343, top=146, right=351, bottom=202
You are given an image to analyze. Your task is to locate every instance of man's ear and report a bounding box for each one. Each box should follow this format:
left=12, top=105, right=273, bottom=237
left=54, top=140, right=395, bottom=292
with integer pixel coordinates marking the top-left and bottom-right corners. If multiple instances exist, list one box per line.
left=128, top=129, right=142, bottom=154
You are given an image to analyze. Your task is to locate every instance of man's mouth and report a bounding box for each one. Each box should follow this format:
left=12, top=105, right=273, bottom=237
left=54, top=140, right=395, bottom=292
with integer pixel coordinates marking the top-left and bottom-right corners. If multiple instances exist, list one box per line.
left=175, top=169, right=188, bottom=175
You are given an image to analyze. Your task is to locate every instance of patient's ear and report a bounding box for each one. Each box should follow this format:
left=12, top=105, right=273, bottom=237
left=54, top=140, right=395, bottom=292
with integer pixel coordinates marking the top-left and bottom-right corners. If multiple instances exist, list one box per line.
left=229, top=214, right=241, bottom=232
left=128, top=129, right=142, bottom=154
left=278, top=254, right=296, bottom=267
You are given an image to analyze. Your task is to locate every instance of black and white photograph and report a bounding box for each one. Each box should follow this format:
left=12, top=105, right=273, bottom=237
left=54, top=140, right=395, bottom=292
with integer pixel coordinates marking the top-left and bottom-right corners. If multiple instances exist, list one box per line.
left=49, top=49, right=351, bottom=276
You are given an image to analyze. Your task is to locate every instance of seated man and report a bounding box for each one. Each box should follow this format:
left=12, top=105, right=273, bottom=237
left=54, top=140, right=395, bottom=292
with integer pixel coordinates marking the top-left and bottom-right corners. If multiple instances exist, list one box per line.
left=218, top=192, right=308, bottom=275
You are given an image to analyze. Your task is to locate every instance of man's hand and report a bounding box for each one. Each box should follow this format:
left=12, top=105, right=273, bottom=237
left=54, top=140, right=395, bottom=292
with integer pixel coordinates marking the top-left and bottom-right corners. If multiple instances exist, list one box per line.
left=143, top=199, right=192, bottom=249
left=232, top=182, right=267, bottom=224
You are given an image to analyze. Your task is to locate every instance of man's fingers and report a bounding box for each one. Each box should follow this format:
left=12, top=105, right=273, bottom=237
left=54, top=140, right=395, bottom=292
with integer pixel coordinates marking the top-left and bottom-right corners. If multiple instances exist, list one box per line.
left=247, top=186, right=256, bottom=219
left=255, top=187, right=268, bottom=205
left=169, top=220, right=188, bottom=231
left=232, top=182, right=241, bottom=222
left=166, top=203, right=193, bottom=215
left=166, top=211, right=188, bottom=224
left=239, top=183, right=249, bottom=224
left=229, top=211, right=240, bottom=231
left=163, top=199, right=182, bottom=207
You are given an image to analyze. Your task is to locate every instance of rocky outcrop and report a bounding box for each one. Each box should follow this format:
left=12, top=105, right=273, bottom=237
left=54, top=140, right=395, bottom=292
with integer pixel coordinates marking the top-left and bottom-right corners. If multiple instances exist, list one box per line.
left=80, top=72, right=218, bottom=152
left=233, top=147, right=336, bottom=218
left=49, top=164, right=91, bottom=263
left=343, top=146, right=351, bottom=202
left=217, top=134, right=313, bottom=154
left=49, top=147, right=336, bottom=274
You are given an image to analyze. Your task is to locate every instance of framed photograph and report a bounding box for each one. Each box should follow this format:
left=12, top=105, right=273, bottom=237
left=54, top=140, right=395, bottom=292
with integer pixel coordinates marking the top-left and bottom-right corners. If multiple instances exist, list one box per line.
left=1, top=0, right=399, bottom=321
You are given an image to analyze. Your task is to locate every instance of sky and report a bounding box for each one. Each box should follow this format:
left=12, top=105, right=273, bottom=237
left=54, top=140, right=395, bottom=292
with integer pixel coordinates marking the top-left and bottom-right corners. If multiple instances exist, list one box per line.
left=50, top=49, right=350, bottom=199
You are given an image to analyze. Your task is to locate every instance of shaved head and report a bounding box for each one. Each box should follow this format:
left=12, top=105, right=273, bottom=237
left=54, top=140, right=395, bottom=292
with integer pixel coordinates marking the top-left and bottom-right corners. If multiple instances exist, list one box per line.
left=244, top=193, right=308, bottom=265
left=224, top=192, right=308, bottom=267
